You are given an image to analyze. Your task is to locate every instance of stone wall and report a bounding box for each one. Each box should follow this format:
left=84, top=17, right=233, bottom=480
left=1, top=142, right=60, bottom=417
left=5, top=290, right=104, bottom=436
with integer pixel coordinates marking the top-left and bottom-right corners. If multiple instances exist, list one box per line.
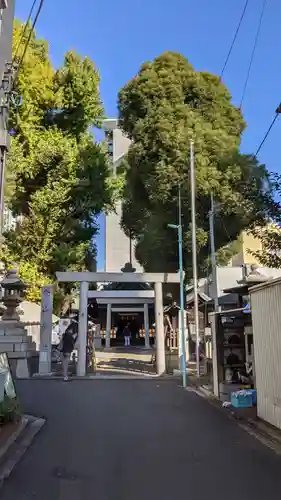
left=0, top=321, right=38, bottom=377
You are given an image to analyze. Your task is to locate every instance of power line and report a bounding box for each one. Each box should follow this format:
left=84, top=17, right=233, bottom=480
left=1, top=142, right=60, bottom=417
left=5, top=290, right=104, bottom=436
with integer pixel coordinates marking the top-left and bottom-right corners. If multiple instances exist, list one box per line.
left=12, top=0, right=45, bottom=91
left=2, top=0, right=45, bottom=131
left=220, top=0, right=250, bottom=80
left=218, top=0, right=274, bottom=159
left=240, top=0, right=267, bottom=109
left=255, top=104, right=281, bottom=156
left=13, top=0, right=37, bottom=64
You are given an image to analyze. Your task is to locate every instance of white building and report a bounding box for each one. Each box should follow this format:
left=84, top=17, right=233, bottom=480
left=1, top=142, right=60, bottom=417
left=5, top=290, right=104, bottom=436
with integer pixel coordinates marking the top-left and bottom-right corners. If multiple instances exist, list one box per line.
left=103, top=119, right=143, bottom=273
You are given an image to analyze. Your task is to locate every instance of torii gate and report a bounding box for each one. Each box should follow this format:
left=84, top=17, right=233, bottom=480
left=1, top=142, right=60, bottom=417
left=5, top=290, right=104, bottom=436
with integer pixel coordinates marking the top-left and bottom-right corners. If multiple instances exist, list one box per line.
left=39, top=271, right=181, bottom=377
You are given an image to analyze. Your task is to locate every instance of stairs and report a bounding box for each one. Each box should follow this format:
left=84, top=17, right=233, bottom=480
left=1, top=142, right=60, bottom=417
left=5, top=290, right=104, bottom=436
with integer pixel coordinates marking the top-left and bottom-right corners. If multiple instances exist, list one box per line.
left=95, top=348, right=155, bottom=375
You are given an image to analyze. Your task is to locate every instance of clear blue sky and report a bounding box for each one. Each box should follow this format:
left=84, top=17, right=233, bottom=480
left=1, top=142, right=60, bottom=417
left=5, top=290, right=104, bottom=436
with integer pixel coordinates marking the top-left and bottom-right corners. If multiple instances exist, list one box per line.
left=15, top=0, right=281, bottom=269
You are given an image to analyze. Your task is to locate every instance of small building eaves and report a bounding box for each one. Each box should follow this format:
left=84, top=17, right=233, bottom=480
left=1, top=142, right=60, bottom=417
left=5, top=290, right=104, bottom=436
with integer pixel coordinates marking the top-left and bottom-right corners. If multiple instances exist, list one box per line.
left=250, top=275, right=281, bottom=294
left=185, top=291, right=211, bottom=305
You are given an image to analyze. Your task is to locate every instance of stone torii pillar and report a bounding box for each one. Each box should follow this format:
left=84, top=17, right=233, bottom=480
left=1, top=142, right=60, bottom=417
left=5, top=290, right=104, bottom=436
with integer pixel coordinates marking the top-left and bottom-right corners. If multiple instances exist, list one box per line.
left=77, top=281, right=89, bottom=377
left=144, top=302, right=150, bottom=349
left=106, top=303, right=111, bottom=348
left=154, top=282, right=165, bottom=375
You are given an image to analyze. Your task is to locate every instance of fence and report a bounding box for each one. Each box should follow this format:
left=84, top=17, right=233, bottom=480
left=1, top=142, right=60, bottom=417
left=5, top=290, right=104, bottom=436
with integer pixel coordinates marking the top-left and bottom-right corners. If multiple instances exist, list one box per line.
left=250, top=277, right=281, bottom=429
left=166, top=329, right=179, bottom=350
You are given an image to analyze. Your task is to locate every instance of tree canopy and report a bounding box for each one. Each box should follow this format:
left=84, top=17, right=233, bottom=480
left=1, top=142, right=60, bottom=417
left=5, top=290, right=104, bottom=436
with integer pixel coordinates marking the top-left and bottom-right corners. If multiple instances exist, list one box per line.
left=118, top=51, right=279, bottom=277
left=1, top=21, right=112, bottom=307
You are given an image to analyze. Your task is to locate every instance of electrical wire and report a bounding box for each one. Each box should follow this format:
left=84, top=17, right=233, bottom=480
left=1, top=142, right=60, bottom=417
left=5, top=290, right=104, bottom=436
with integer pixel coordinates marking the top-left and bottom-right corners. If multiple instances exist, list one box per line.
left=12, top=0, right=45, bottom=91
left=220, top=0, right=249, bottom=80
left=255, top=112, right=279, bottom=156
left=12, top=0, right=37, bottom=64
left=240, top=0, right=267, bottom=109
left=255, top=105, right=281, bottom=156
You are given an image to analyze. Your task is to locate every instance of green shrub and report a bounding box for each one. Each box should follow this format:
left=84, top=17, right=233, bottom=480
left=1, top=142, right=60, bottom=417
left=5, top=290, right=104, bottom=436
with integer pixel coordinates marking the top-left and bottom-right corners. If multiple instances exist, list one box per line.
left=0, top=397, right=21, bottom=426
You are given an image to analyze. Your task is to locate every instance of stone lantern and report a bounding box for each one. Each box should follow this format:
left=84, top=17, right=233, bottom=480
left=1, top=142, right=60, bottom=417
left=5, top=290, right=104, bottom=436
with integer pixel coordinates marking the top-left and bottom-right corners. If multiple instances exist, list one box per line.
left=1, top=269, right=27, bottom=321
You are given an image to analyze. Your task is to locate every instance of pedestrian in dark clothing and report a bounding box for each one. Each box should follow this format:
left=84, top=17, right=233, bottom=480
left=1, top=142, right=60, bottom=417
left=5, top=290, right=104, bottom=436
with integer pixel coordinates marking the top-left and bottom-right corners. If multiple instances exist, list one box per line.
left=123, top=324, right=131, bottom=347
left=61, top=319, right=78, bottom=380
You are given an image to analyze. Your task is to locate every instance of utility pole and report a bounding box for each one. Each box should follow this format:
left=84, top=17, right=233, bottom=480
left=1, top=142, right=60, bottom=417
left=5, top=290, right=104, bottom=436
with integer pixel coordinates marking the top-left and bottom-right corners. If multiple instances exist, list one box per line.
left=190, top=140, right=200, bottom=378
left=0, top=1, right=15, bottom=236
left=208, top=193, right=219, bottom=312
left=208, top=193, right=221, bottom=397
left=168, top=184, right=187, bottom=387
left=178, top=184, right=187, bottom=388
left=0, top=1, right=45, bottom=235
left=0, top=63, right=13, bottom=236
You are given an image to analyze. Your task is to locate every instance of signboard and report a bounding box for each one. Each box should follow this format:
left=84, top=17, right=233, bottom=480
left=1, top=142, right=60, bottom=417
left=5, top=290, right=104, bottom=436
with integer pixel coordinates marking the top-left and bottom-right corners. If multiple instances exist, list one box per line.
left=0, top=352, right=16, bottom=402
left=243, top=302, right=251, bottom=313
left=39, top=285, right=53, bottom=374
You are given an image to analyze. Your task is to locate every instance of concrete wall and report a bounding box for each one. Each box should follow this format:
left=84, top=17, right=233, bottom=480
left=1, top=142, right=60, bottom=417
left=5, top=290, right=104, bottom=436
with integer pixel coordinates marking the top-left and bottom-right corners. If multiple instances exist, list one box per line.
left=105, top=201, right=143, bottom=272
left=112, top=128, right=131, bottom=165
left=203, top=265, right=281, bottom=308
left=251, top=278, right=281, bottom=429
left=103, top=119, right=143, bottom=272
left=231, top=232, right=263, bottom=267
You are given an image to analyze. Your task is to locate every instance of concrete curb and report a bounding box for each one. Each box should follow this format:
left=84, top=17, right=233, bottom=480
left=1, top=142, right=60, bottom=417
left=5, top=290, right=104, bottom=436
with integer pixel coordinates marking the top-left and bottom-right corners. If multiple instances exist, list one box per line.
left=29, top=374, right=163, bottom=380
left=28, top=372, right=178, bottom=381
left=0, top=417, right=28, bottom=463
left=33, top=372, right=56, bottom=378
left=0, top=415, right=46, bottom=488
left=237, top=420, right=281, bottom=456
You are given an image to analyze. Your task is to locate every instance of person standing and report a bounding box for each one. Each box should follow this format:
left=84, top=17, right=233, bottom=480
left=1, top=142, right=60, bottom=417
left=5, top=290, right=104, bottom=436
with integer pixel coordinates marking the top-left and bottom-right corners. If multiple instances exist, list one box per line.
left=123, top=324, right=131, bottom=347
left=60, top=318, right=78, bottom=381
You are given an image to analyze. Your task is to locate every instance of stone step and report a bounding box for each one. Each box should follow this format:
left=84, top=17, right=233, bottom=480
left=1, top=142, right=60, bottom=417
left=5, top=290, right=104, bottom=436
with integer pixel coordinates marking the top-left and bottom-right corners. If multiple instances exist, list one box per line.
left=96, top=350, right=153, bottom=364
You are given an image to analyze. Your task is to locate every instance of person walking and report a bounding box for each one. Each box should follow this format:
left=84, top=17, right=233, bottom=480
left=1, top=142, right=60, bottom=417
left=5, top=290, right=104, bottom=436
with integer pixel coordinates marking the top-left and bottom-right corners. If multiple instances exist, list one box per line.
left=60, top=317, right=78, bottom=381
left=123, top=324, right=131, bottom=347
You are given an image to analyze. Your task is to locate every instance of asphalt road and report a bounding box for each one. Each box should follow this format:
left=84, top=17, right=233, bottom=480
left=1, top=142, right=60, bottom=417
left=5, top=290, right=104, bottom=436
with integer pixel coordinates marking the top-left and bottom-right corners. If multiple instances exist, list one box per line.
left=1, top=378, right=281, bottom=500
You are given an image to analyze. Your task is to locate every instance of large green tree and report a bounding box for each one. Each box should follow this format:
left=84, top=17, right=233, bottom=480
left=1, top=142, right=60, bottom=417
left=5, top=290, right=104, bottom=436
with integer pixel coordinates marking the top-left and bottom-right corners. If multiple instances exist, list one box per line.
left=118, top=51, right=279, bottom=276
left=1, top=21, right=112, bottom=306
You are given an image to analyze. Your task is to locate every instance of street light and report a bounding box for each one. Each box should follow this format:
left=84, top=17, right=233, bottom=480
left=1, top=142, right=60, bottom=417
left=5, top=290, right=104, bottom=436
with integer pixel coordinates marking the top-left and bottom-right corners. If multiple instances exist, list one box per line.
left=168, top=184, right=187, bottom=387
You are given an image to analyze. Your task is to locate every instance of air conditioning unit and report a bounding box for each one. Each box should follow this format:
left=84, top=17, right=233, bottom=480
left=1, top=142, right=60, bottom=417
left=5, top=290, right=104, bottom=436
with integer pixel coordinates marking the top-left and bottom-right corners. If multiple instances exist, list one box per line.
left=0, top=1, right=8, bottom=9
